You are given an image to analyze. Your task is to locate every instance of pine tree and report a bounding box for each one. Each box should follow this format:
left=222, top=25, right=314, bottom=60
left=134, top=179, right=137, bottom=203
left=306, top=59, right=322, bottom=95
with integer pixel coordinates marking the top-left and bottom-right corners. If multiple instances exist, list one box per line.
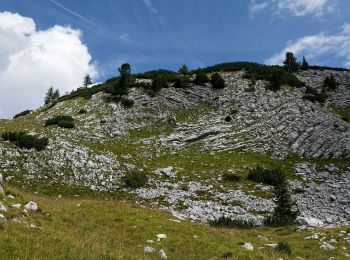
left=83, top=74, right=93, bottom=88
left=115, top=63, right=131, bottom=97
left=52, top=89, right=60, bottom=100
left=44, top=86, right=54, bottom=104
left=324, top=74, right=338, bottom=90
left=283, top=52, right=299, bottom=72
left=194, top=70, right=209, bottom=85
left=211, top=72, right=226, bottom=89
left=300, top=56, right=309, bottom=70
left=264, top=172, right=299, bottom=226
left=178, top=64, right=189, bottom=76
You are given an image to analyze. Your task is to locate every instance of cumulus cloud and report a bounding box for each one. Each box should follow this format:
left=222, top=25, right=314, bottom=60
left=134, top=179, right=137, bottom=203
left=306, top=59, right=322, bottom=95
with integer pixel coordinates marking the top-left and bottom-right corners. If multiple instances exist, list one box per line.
left=0, top=11, right=96, bottom=118
left=266, top=23, right=350, bottom=66
left=249, top=0, right=333, bottom=17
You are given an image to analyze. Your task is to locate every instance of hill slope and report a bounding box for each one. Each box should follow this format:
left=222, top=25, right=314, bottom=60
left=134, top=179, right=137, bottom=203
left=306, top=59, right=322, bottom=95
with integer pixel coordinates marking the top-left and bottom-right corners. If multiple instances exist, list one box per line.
left=1, top=68, right=350, bottom=231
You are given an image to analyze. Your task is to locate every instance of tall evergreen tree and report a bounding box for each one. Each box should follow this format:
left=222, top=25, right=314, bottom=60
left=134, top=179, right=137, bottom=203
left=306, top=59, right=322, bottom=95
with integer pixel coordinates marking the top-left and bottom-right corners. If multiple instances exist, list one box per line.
left=264, top=172, right=299, bottom=226
left=115, top=63, right=131, bottom=97
left=44, top=87, right=60, bottom=104
left=83, top=74, right=93, bottom=88
left=283, top=52, right=299, bottom=72
left=44, top=86, right=54, bottom=104
left=300, top=56, right=309, bottom=70
left=178, top=64, right=189, bottom=76
left=194, top=70, right=209, bottom=85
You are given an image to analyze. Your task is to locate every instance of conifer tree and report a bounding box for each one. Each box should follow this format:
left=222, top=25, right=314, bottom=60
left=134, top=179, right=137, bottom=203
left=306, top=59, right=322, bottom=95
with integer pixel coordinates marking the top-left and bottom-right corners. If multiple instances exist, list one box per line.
left=83, top=74, right=93, bottom=88
left=44, top=86, right=54, bottom=104
left=283, top=52, right=299, bottom=72
left=264, top=172, right=299, bottom=226
left=300, top=56, right=309, bottom=70
left=115, top=63, right=131, bottom=97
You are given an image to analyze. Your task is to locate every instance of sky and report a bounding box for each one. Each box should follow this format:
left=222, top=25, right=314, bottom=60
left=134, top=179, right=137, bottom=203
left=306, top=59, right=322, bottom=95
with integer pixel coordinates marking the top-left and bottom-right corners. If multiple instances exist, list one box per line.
left=0, top=0, right=350, bottom=118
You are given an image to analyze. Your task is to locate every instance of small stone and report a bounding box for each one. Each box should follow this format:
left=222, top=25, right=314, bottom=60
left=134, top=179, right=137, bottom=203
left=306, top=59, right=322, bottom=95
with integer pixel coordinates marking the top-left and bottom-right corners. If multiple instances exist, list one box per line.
left=12, top=204, right=21, bottom=209
left=0, top=203, right=7, bottom=212
left=144, top=246, right=155, bottom=253
left=6, top=195, right=15, bottom=199
left=159, top=250, right=167, bottom=259
left=320, top=243, right=336, bottom=250
left=0, top=213, right=5, bottom=219
left=156, top=234, right=167, bottom=241
left=242, top=243, right=254, bottom=251
left=257, top=235, right=268, bottom=241
left=24, top=201, right=38, bottom=211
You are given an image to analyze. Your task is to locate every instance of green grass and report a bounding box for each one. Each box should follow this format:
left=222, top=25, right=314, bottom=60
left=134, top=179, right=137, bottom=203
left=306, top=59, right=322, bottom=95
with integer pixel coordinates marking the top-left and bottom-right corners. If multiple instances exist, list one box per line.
left=1, top=186, right=349, bottom=259
left=331, top=106, right=350, bottom=123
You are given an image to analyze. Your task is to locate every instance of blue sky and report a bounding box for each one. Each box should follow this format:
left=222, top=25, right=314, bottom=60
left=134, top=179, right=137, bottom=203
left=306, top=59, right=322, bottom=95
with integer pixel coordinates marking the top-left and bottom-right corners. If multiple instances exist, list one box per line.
left=0, top=0, right=350, bottom=117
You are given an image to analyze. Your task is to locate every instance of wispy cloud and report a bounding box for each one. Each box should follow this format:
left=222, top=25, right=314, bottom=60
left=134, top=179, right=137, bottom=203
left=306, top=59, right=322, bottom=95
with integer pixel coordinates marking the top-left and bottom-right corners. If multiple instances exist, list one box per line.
left=47, top=0, right=98, bottom=27
left=266, top=23, right=350, bottom=67
left=249, top=0, right=334, bottom=17
left=141, top=0, right=159, bottom=15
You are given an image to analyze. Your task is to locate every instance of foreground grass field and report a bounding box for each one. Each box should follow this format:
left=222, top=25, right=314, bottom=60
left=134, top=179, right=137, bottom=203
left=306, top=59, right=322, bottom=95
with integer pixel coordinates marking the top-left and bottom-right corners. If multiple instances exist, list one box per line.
left=0, top=186, right=348, bottom=259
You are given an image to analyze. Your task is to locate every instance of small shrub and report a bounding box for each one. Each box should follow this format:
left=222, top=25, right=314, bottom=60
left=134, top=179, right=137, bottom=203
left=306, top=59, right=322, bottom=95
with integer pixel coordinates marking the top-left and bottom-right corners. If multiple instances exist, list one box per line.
left=275, top=241, right=292, bottom=255
left=78, top=109, right=87, bottom=114
left=324, top=75, right=338, bottom=90
left=45, top=115, right=75, bottom=128
left=2, top=131, right=25, bottom=142
left=211, top=72, right=226, bottom=89
left=173, top=77, right=190, bottom=88
left=209, top=216, right=255, bottom=229
left=224, top=115, right=232, bottom=122
left=341, top=116, right=349, bottom=122
left=123, top=171, right=148, bottom=188
left=57, top=120, right=75, bottom=128
left=221, top=252, right=233, bottom=258
left=194, top=70, right=209, bottom=85
left=2, top=131, right=48, bottom=151
left=223, top=173, right=240, bottom=181
left=121, top=97, right=135, bottom=108
left=13, top=109, right=32, bottom=119
left=247, top=166, right=284, bottom=186
left=303, top=87, right=327, bottom=104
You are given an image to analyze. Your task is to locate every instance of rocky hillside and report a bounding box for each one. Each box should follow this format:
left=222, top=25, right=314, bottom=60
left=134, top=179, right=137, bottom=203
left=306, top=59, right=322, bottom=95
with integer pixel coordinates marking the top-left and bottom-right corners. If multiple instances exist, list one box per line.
left=1, top=68, right=350, bottom=230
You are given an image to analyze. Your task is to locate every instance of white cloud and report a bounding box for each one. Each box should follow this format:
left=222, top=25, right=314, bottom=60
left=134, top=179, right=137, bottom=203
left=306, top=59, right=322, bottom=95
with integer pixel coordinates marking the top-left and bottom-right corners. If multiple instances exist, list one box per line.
left=249, top=0, right=333, bottom=17
left=0, top=11, right=96, bottom=118
left=266, top=23, right=350, bottom=66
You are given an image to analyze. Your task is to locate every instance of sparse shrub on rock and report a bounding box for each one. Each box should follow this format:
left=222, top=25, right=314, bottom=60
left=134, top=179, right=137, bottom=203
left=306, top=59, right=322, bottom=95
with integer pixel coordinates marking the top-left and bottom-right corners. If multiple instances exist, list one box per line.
left=211, top=72, right=226, bottom=89
left=224, top=115, right=232, bottom=122
left=303, top=87, right=327, bottom=104
left=2, top=131, right=48, bottom=151
left=223, top=173, right=240, bottom=181
left=275, top=241, right=292, bottom=255
left=194, top=70, right=209, bottom=85
left=13, top=110, right=32, bottom=119
left=45, top=115, right=75, bottom=128
left=121, top=97, right=135, bottom=108
left=209, top=216, right=255, bottom=229
left=324, top=75, right=338, bottom=90
left=123, top=171, right=148, bottom=188
left=78, top=109, right=87, bottom=114
left=247, top=166, right=284, bottom=186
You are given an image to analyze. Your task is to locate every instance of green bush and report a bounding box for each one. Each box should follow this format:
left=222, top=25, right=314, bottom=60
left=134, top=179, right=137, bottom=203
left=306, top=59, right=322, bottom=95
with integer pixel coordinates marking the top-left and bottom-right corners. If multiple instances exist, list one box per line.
left=2, top=131, right=25, bottom=142
left=264, top=176, right=299, bottom=227
left=324, top=75, right=338, bottom=90
left=135, top=69, right=179, bottom=82
left=223, top=173, right=240, bottom=181
left=2, top=131, right=48, bottom=151
left=209, top=216, right=255, bottom=229
left=123, top=171, right=148, bottom=188
left=303, top=87, right=327, bottom=104
left=121, top=97, right=135, bottom=108
left=13, top=110, right=32, bottom=119
left=275, top=241, right=292, bottom=255
left=247, top=166, right=284, bottom=186
left=194, top=70, right=209, bottom=85
left=211, top=73, right=226, bottom=89
left=45, top=115, right=75, bottom=128
left=57, top=120, right=75, bottom=128
left=149, top=74, right=168, bottom=95
left=78, top=109, right=87, bottom=114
